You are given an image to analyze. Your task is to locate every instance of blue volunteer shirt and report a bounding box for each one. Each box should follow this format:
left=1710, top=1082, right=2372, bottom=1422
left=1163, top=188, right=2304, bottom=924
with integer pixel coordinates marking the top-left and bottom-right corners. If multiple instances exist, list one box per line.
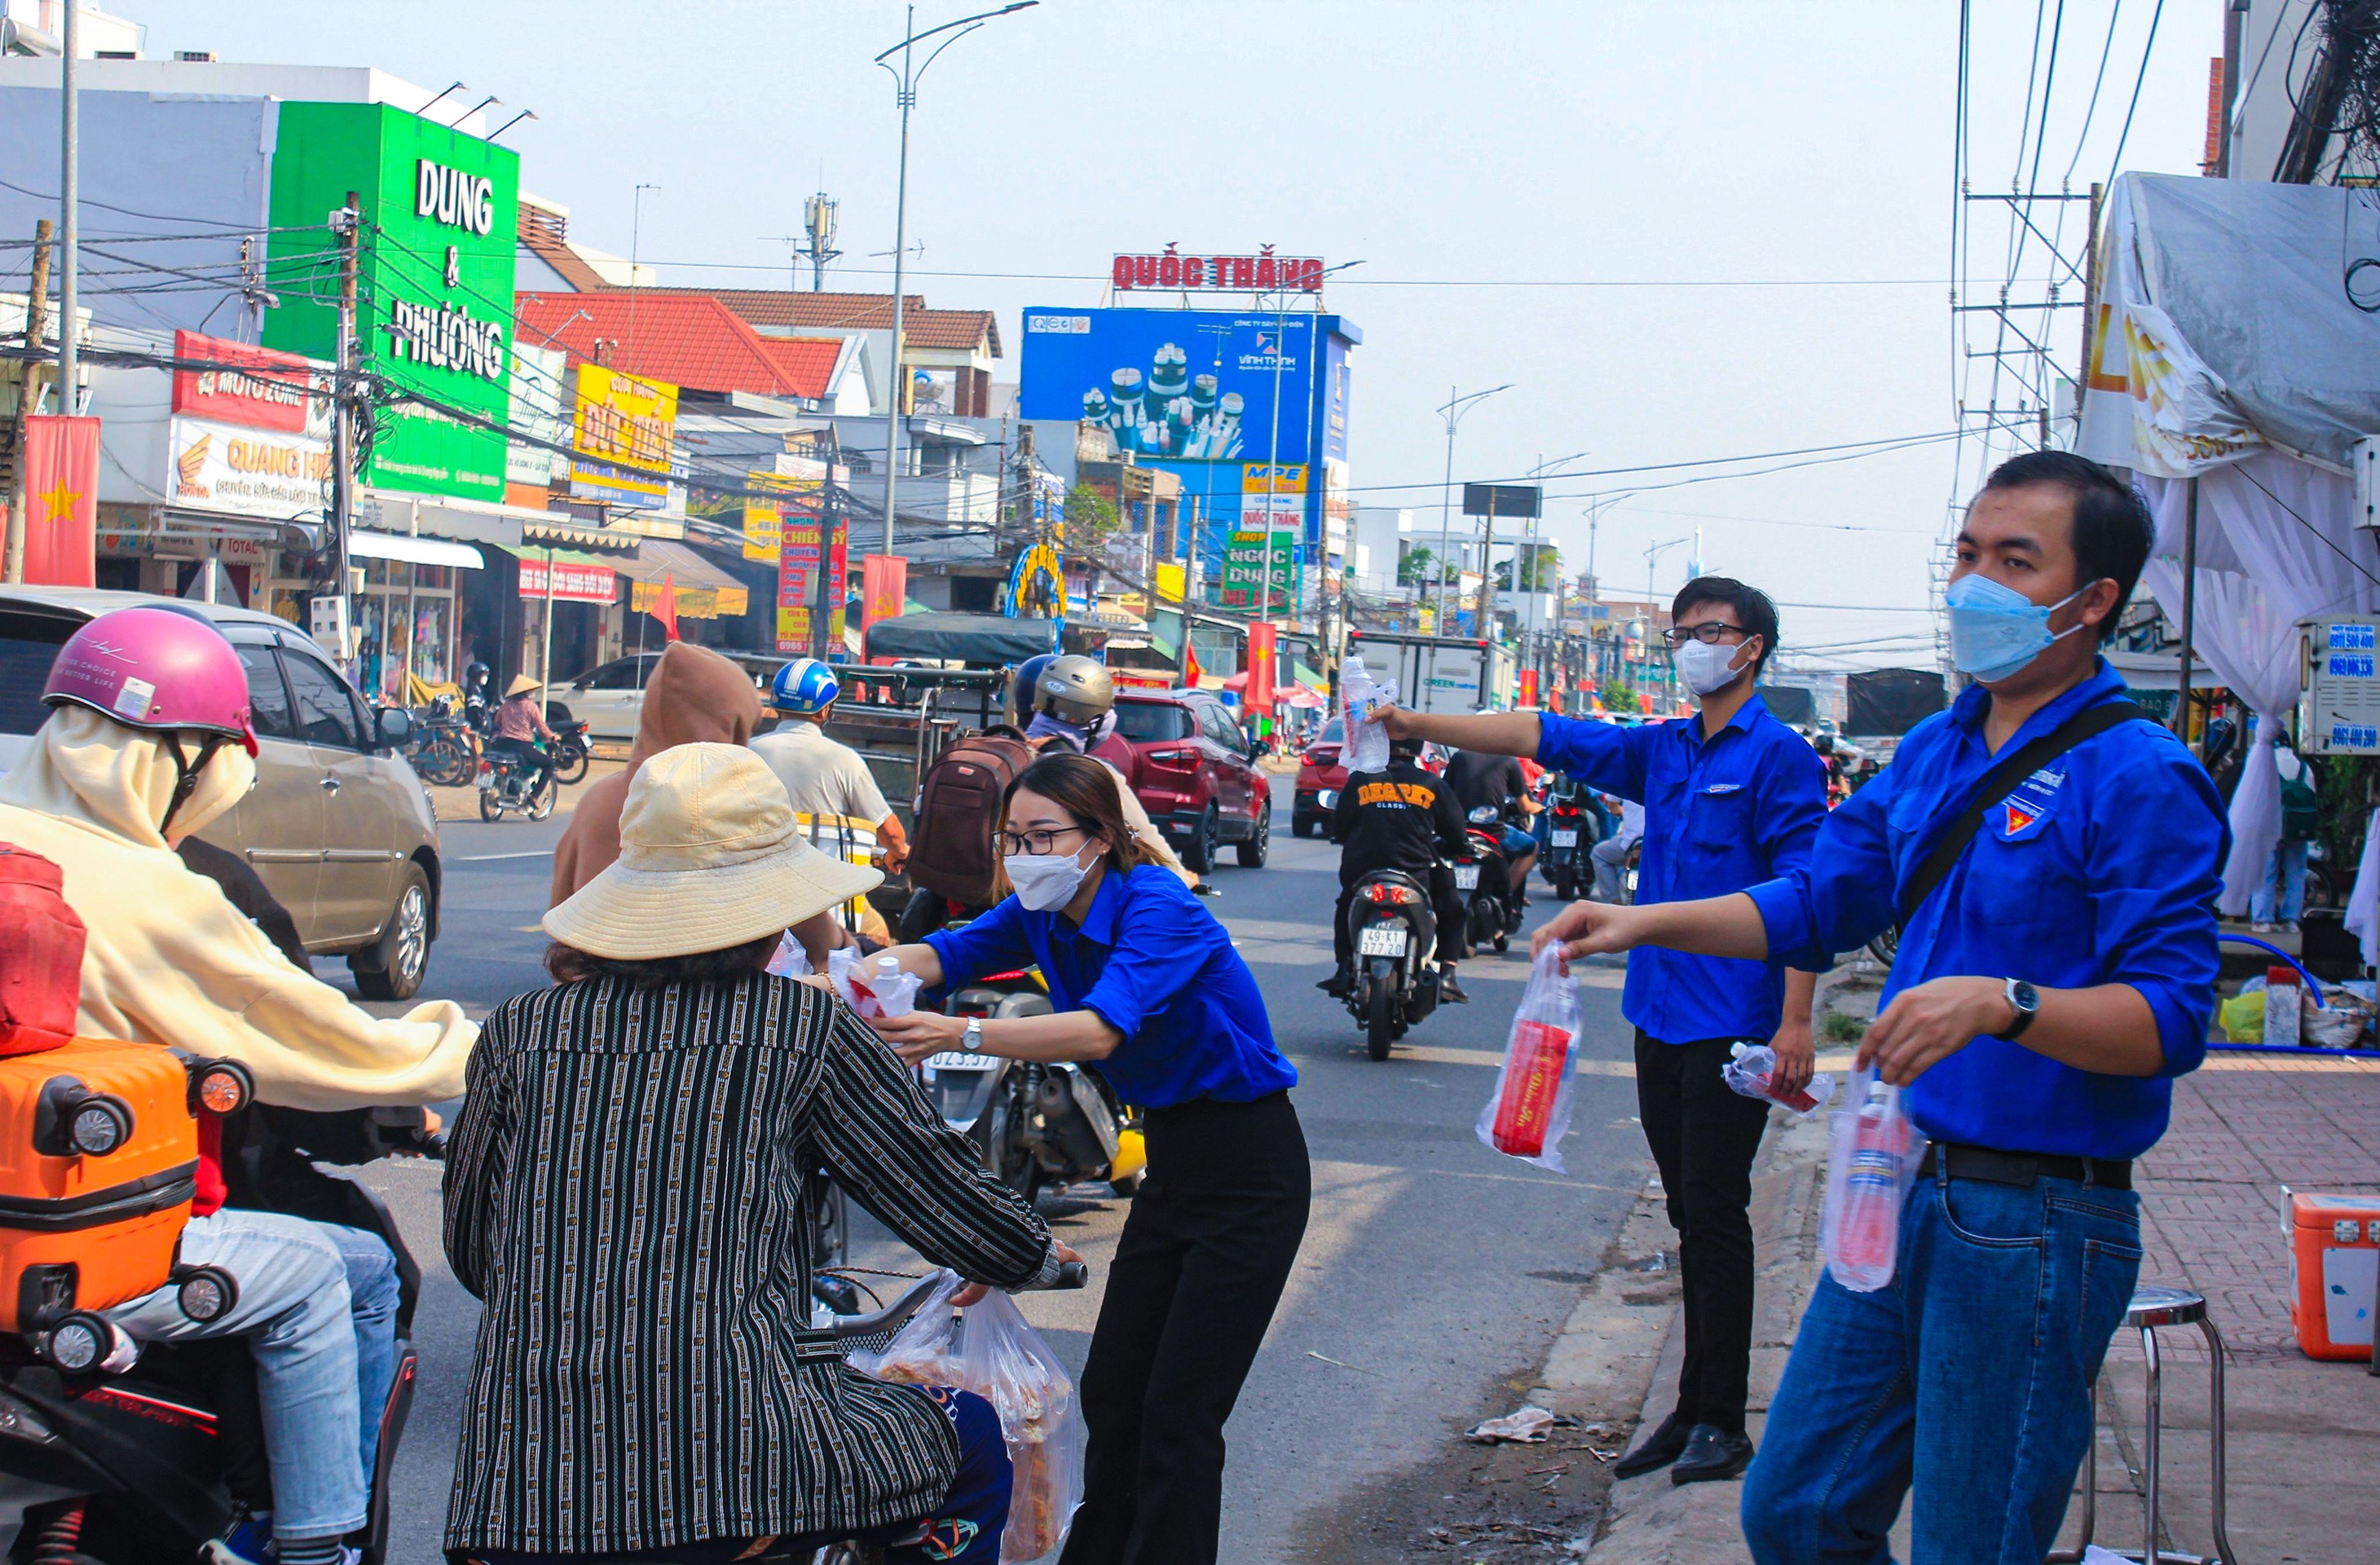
left=1538, top=694, right=1829, bottom=1044
left=1746, top=660, right=2228, bottom=1160
left=924, top=863, right=1297, bottom=1109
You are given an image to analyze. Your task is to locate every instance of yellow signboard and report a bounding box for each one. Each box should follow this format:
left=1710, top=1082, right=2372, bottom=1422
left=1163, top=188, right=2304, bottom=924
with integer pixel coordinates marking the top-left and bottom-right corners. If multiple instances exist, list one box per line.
left=1241, top=462, right=1308, bottom=495
left=1153, top=562, right=1186, bottom=604
left=571, top=363, right=677, bottom=474
left=743, top=500, right=781, bottom=562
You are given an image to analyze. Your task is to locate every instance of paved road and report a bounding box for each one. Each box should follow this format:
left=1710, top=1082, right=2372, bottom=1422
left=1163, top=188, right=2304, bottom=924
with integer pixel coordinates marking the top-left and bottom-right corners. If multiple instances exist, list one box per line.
left=342, top=774, right=1651, bottom=1564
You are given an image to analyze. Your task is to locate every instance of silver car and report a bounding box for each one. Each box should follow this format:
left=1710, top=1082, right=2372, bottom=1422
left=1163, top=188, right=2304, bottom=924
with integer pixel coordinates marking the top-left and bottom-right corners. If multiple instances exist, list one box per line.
left=0, top=588, right=441, bottom=999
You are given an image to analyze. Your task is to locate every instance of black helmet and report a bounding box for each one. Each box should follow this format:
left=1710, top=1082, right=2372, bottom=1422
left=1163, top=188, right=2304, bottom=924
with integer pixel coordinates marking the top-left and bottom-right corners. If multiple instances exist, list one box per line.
left=1389, top=734, right=1425, bottom=760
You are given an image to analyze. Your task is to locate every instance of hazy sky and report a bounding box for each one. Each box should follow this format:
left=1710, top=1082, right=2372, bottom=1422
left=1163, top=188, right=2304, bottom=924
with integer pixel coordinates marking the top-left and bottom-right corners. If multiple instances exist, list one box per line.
left=126, top=1, right=2225, bottom=668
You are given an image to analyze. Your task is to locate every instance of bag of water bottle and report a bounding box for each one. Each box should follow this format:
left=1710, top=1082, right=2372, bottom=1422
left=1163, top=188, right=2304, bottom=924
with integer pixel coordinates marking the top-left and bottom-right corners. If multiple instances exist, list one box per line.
left=765, top=932, right=813, bottom=978
left=827, top=947, right=921, bottom=1018
left=1476, top=946, right=1584, bottom=1171
left=1340, top=655, right=1399, bottom=775
left=1818, top=1066, right=1925, bottom=1293
left=1721, top=1043, right=1836, bottom=1118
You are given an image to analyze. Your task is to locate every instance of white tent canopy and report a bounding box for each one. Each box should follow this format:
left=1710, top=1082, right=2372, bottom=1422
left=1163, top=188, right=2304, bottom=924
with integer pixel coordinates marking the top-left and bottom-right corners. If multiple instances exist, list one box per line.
left=2078, top=174, right=2380, bottom=942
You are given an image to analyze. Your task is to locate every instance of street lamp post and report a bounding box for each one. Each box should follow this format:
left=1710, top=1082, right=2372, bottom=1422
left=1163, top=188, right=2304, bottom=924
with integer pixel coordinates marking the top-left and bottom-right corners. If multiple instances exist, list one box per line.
left=874, top=2, right=1038, bottom=556
left=1433, top=383, right=1510, bottom=633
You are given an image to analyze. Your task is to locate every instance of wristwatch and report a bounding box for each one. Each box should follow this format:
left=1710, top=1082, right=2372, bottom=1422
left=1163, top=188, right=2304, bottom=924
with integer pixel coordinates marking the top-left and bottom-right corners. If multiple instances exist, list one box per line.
left=961, top=1016, right=985, bottom=1055
left=1997, top=978, right=2040, bottom=1041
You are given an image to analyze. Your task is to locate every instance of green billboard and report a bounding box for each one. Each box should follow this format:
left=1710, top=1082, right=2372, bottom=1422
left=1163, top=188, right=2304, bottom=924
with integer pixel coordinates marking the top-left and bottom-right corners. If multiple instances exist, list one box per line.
left=264, top=102, right=519, bottom=502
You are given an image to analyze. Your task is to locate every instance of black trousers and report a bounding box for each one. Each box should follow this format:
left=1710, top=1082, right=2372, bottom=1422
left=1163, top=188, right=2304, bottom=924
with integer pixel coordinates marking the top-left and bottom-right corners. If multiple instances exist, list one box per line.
left=1060, top=1092, right=1310, bottom=1565
left=1332, top=864, right=1467, bottom=969
left=1633, top=1030, right=1773, bottom=1435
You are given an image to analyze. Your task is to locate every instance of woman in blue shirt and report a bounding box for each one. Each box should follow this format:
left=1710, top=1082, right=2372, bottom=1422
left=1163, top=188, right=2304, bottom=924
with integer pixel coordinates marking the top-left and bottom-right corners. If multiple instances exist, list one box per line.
left=870, top=751, right=1307, bottom=1565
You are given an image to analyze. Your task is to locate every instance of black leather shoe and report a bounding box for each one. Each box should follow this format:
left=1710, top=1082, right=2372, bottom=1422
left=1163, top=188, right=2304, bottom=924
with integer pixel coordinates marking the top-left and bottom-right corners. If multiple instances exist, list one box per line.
left=1611, top=1413, right=1690, bottom=1479
left=1317, top=970, right=1354, bottom=999
left=1439, top=968, right=1470, bottom=1004
left=1669, top=1424, right=1754, bottom=1485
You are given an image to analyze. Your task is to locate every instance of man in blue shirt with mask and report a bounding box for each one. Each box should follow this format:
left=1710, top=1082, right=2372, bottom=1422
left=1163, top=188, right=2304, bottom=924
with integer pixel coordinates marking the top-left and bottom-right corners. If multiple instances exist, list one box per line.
left=1372, top=575, right=1828, bottom=1486
left=1537, top=453, right=2228, bottom=1565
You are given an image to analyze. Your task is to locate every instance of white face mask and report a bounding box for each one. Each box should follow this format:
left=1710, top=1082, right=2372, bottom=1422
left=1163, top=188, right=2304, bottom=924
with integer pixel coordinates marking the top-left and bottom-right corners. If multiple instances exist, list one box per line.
left=1674, top=637, right=1752, bottom=697
left=1005, top=841, right=1094, bottom=911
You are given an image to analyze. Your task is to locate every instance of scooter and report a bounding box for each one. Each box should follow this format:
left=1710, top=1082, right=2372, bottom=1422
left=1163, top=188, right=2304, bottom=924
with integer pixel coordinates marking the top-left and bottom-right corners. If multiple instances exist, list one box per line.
left=476, top=743, right=558, bottom=822
left=544, top=708, right=592, bottom=787
left=1540, top=779, right=1598, bottom=902
left=1459, top=805, right=1523, bottom=954
left=1342, top=866, right=1442, bottom=1061
left=0, top=1095, right=441, bottom=1565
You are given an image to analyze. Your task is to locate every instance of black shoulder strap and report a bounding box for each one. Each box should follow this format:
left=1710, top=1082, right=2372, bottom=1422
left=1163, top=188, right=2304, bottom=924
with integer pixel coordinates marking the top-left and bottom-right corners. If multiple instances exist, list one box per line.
left=1894, top=699, right=2150, bottom=928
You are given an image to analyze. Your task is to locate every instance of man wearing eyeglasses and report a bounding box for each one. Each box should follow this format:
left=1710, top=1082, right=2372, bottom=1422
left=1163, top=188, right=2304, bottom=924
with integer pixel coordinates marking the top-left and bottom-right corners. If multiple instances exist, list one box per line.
left=1368, top=575, right=1827, bottom=1486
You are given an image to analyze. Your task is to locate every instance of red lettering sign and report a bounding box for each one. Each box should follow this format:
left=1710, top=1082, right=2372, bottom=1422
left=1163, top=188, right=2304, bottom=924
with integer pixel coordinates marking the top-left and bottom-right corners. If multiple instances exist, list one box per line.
left=1111, top=247, right=1324, bottom=294
left=171, top=331, right=322, bottom=434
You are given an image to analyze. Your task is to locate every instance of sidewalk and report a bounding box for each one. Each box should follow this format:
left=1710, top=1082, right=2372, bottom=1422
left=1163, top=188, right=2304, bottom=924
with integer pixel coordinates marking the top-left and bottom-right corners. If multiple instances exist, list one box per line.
left=1561, top=981, right=2380, bottom=1563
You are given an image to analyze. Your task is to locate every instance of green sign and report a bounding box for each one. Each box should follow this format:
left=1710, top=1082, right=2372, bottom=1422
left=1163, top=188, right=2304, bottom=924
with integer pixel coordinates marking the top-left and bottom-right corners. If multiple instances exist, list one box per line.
left=1220, top=528, right=1298, bottom=610
left=264, top=102, right=519, bottom=502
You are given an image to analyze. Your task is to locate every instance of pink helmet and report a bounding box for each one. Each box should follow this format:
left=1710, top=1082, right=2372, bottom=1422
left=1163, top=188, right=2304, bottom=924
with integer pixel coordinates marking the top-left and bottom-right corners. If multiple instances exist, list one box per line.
left=43, top=606, right=258, bottom=756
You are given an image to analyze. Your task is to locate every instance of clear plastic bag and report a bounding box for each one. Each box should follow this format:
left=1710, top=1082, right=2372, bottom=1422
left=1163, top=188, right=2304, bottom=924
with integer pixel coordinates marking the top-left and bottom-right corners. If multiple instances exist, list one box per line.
left=853, top=1271, right=1082, bottom=1560
left=1721, top=1042, right=1836, bottom=1118
left=1476, top=946, right=1584, bottom=1171
left=827, top=948, right=922, bottom=1018
left=1340, top=655, right=1399, bottom=775
left=765, top=932, right=813, bottom=978
left=1818, top=1068, right=1925, bottom=1293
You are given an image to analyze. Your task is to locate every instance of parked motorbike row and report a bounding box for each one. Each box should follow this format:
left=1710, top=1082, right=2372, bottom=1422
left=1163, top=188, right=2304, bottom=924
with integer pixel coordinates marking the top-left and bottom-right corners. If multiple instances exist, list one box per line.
left=402, top=692, right=592, bottom=822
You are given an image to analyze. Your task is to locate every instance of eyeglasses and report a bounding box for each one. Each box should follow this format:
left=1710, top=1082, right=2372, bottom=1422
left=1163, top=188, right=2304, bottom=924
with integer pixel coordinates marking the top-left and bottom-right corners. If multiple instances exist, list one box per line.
left=1662, top=622, right=1750, bottom=647
left=998, top=825, right=1091, bottom=857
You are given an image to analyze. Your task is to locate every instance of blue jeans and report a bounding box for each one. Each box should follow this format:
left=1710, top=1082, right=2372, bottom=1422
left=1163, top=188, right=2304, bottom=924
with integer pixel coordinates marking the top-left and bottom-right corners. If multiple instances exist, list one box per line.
left=2250, top=838, right=2308, bottom=924
left=1740, top=1169, right=2143, bottom=1565
left=324, top=1222, right=402, bottom=1482
left=108, top=1209, right=365, bottom=1540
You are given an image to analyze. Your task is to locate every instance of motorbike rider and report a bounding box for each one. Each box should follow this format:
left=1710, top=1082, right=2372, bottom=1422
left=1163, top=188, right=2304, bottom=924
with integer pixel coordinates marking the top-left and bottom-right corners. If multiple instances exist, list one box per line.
left=488, top=672, right=557, bottom=797
left=1444, top=737, right=1540, bottom=896
left=1320, top=733, right=1473, bottom=1003
left=1012, top=654, right=1197, bottom=889
left=0, top=606, right=478, bottom=1565
left=751, top=655, right=911, bottom=874
left=461, top=659, right=493, bottom=732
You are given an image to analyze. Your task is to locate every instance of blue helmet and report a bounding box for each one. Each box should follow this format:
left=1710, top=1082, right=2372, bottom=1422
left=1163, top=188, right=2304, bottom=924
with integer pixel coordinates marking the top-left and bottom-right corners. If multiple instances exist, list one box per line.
left=770, top=656, right=840, bottom=715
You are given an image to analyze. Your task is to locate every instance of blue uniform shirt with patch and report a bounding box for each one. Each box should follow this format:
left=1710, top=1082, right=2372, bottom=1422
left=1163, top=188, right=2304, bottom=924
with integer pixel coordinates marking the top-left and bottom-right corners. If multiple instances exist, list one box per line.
left=1745, top=660, right=2228, bottom=1160
left=925, top=863, right=1297, bottom=1109
left=1536, top=694, right=1830, bottom=1044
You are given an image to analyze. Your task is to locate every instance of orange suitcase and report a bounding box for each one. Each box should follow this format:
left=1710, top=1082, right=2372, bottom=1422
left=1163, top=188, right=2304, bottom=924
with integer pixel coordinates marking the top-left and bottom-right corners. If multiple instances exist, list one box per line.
left=0, top=1038, right=201, bottom=1331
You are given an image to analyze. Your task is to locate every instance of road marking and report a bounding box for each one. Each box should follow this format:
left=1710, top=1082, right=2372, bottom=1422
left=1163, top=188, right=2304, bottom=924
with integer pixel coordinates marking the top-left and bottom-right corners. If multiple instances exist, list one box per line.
left=454, top=850, right=554, bottom=862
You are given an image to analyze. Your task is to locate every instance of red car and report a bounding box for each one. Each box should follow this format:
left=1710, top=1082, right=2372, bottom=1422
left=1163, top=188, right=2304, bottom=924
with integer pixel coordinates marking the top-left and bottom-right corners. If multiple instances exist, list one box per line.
left=1103, top=690, right=1272, bottom=871
left=1293, top=716, right=1346, bottom=838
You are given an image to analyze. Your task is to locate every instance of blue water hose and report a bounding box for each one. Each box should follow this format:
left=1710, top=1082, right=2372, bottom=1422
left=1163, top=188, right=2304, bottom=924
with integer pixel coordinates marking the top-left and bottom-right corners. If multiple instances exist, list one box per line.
left=2222, top=933, right=2327, bottom=1008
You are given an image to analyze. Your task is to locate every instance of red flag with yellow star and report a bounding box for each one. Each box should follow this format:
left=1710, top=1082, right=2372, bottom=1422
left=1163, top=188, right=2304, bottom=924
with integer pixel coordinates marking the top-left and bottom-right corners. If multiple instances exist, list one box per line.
left=21, top=415, right=98, bottom=587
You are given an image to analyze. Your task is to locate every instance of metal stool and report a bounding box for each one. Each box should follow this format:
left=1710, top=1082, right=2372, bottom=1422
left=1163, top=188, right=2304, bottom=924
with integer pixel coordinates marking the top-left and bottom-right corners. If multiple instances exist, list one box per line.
left=2050, top=1285, right=2237, bottom=1565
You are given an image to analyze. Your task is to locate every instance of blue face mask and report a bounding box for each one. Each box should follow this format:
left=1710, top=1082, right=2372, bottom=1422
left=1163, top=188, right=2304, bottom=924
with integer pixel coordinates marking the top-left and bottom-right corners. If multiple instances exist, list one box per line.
left=1943, top=573, right=2093, bottom=683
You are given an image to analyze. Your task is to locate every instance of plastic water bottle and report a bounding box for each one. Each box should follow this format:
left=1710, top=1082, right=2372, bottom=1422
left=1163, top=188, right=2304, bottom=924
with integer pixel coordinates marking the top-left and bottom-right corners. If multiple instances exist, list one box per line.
left=1340, top=656, right=1397, bottom=774
left=872, top=953, right=920, bottom=1018
left=1476, top=946, right=1586, bottom=1170
left=1827, top=1076, right=1912, bottom=1293
left=1722, top=1043, right=1836, bottom=1118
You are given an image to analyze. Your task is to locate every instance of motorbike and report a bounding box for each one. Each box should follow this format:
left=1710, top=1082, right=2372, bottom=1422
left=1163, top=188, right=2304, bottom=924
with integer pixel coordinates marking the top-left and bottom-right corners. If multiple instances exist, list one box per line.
left=476, top=741, right=558, bottom=822
left=542, top=700, right=592, bottom=787
left=405, top=694, right=478, bottom=787
left=1539, top=779, right=1598, bottom=902
left=1458, top=805, right=1524, bottom=954
left=918, top=936, right=1147, bottom=1201
left=1341, top=866, right=1442, bottom=1060
left=0, top=1094, right=441, bottom=1565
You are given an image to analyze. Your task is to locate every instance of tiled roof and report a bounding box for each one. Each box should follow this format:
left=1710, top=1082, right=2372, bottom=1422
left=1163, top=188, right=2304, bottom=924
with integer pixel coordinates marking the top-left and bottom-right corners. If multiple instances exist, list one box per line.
left=512, top=291, right=810, bottom=399
left=756, top=337, right=845, bottom=399
left=638, top=288, right=1002, bottom=358
left=515, top=227, right=608, bottom=293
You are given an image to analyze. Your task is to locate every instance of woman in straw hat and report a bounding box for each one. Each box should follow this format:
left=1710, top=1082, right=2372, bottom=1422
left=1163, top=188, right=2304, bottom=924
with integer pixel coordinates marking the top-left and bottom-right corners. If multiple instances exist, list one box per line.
left=442, top=743, right=1079, bottom=1564
left=487, top=671, right=560, bottom=800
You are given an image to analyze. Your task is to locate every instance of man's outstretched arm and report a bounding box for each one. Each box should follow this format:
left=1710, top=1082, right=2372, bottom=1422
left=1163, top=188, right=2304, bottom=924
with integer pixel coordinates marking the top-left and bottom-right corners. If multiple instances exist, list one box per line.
left=1375, top=706, right=1542, bottom=759
left=1531, top=893, right=1771, bottom=963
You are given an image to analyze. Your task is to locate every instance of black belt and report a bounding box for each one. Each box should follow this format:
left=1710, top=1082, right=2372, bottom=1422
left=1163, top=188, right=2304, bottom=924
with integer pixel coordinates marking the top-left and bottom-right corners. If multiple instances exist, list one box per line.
left=1920, top=1141, right=2132, bottom=1191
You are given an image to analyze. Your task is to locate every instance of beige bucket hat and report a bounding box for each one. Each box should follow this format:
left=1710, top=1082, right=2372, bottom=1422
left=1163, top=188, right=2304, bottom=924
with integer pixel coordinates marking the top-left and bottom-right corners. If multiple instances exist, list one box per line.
left=543, top=742, right=883, bottom=960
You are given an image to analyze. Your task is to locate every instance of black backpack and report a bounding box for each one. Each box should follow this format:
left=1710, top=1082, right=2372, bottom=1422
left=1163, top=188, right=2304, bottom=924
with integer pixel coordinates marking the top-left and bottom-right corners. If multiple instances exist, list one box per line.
left=906, top=732, right=1036, bottom=907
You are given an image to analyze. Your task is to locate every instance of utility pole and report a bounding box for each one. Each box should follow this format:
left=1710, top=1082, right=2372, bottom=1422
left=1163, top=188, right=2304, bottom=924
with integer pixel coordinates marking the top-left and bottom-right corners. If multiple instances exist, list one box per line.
left=328, top=192, right=361, bottom=663
left=3, top=219, right=53, bottom=584
left=1474, top=489, right=1500, bottom=636
left=55, top=2, right=77, bottom=421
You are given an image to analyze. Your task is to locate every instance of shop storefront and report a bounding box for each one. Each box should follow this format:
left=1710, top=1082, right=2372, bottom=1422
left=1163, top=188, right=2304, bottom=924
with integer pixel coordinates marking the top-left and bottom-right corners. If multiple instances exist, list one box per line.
left=349, top=531, right=486, bottom=703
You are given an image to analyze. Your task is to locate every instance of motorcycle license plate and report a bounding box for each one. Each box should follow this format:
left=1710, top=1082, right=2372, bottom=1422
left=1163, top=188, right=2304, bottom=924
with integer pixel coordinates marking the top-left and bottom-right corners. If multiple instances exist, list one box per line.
left=1550, top=830, right=1579, bottom=847
left=1454, top=866, right=1480, bottom=890
left=1358, top=926, right=1408, bottom=958
left=1316, top=789, right=1338, bottom=809
left=923, top=1052, right=997, bottom=1073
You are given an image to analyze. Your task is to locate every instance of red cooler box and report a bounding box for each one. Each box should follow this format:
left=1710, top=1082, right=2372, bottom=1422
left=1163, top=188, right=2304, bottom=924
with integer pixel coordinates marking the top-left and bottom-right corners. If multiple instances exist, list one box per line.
left=2285, top=1190, right=2380, bottom=1361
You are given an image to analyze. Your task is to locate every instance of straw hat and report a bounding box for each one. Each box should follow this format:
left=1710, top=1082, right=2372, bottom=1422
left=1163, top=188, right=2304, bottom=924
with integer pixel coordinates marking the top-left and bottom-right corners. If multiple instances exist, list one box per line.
left=543, top=743, right=882, bottom=959
left=505, top=673, right=544, bottom=699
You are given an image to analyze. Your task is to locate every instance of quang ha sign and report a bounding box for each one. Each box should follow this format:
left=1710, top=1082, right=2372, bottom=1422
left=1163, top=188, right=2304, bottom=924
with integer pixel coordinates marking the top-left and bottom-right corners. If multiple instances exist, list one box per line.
left=167, top=330, right=334, bottom=522
left=1113, top=247, right=1323, bottom=293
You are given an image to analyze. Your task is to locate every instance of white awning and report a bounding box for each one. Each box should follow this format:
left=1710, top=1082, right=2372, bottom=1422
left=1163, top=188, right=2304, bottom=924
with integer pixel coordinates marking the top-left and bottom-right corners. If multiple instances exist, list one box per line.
left=348, top=530, right=484, bottom=570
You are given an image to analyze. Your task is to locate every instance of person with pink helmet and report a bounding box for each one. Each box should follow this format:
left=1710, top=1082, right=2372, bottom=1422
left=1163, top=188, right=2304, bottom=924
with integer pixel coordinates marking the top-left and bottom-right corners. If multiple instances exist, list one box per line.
left=0, top=605, right=478, bottom=1565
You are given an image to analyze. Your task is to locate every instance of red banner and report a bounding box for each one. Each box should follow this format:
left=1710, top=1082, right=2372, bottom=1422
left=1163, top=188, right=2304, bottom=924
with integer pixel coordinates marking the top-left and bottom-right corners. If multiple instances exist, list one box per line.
left=21, top=416, right=98, bottom=587
left=171, top=330, right=317, bottom=433
left=861, top=554, right=906, bottom=632
left=1245, top=622, right=1276, bottom=715
left=515, top=558, right=616, bottom=605
left=1518, top=668, right=1539, bottom=708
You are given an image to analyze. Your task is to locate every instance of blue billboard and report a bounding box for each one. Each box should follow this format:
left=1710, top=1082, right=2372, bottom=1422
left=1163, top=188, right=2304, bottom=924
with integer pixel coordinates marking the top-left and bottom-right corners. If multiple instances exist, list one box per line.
left=1021, top=306, right=1358, bottom=603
